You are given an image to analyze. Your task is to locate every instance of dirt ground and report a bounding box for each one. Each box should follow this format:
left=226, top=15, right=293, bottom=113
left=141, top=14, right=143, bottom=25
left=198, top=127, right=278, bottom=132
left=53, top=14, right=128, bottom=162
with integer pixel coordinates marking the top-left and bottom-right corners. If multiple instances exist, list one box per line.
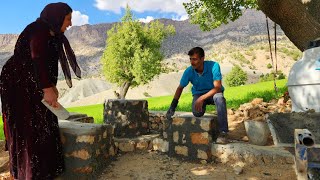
left=98, top=151, right=296, bottom=180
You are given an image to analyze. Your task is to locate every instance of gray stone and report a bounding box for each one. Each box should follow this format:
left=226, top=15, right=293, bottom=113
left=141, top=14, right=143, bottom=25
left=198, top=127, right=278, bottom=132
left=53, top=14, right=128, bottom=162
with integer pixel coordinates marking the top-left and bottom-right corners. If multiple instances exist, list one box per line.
left=59, top=121, right=114, bottom=179
left=233, top=165, right=243, bottom=175
left=103, top=99, right=149, bottom=137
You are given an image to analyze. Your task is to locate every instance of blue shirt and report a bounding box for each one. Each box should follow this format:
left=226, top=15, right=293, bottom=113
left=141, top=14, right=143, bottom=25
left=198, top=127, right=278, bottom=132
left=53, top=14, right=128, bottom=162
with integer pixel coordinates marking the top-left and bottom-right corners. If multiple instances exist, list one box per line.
left=180, top=61, right=224, bottom=95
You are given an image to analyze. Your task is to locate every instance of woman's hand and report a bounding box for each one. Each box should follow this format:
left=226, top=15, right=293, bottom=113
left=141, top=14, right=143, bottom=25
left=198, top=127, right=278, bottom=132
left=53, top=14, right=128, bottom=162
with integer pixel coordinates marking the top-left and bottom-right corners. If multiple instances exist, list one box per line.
left=42, top=87, right=59, bottom=108
left=52, top=85, right=59, bottom=97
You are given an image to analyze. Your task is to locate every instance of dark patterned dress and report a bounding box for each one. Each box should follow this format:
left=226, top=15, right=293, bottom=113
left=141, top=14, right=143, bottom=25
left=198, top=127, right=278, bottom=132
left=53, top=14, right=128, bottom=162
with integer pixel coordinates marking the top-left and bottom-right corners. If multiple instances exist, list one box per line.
left=0, top=20, right=64, bottom=179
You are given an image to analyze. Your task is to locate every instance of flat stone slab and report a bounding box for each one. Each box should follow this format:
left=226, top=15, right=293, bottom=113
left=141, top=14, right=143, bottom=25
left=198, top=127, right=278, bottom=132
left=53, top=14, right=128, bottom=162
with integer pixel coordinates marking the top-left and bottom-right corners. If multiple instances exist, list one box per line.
left=211, top=143, right=294, bottom=165
left=267, top=112, right=320, bottom=145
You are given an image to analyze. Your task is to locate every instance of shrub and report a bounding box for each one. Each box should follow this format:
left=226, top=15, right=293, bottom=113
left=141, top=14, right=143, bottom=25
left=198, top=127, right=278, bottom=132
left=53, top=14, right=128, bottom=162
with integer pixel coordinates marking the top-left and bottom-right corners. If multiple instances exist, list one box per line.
left=259, top=70, right=286, bottom=82
left=231, top=52, right=250, bottom=65
left=143, top=92, right=151, bottom=97
left=225, top=65, right=248, bottom=87
left=267, top=63, right=272, bottom=69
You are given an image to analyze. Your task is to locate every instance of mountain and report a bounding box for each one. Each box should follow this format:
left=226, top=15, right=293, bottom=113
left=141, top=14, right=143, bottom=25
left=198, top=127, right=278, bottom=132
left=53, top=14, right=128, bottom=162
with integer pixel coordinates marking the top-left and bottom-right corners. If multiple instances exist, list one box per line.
left=0, top=10, right=303, bottom=108
left=0, top=10, right=289, bottom=78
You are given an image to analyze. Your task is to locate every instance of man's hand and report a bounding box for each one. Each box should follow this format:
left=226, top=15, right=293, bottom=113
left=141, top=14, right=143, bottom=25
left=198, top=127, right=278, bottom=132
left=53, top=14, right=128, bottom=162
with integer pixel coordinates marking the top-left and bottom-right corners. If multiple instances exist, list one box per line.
left=166, top=99, right=178, bottom=119
left=195, top=96, right=204, bottom=112
left=43, top=87, right=59, bottom=108
left=166, top=108, right=175, bottom=120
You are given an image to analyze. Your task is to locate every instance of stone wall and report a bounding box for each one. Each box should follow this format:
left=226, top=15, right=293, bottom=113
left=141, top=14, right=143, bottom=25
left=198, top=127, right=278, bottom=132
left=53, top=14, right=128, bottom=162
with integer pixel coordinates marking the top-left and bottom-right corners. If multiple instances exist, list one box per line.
left=104, top=99, right=149, bottom=137
left=163, top=115, right=219, bottom=161
left=148, top=111, right=166, bottom=133
left=59, top=120, right=115, bottom=179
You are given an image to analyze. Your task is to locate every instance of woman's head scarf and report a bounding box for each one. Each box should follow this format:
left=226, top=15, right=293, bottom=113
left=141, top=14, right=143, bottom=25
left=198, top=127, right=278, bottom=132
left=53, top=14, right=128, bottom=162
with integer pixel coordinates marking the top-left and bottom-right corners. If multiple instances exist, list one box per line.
left=38, top=2, right=81, bottom=88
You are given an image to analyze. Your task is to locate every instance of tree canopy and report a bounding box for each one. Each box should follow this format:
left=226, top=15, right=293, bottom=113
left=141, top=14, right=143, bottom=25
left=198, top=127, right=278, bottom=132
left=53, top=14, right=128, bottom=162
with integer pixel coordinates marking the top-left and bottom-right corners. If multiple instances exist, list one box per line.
left=101, top=6, right=175, bottom=99
left=184, top=0, right=320, bottom=51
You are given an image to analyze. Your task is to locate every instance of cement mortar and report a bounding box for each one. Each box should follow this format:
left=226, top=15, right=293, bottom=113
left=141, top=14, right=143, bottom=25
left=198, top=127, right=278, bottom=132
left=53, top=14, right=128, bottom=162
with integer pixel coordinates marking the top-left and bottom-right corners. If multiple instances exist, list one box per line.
left=268, top=112, right=320, bottom=144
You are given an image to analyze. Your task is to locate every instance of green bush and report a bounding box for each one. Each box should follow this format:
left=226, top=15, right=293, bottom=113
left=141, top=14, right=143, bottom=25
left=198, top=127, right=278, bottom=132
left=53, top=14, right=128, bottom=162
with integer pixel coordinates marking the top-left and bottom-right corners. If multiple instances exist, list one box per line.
left=231, top=52, right=250, bottom=65
left=225, top=65, right=248, bottom=87
left=259, top=70, right=286, bottom=82
left=267, top=63, right=272, bottom=69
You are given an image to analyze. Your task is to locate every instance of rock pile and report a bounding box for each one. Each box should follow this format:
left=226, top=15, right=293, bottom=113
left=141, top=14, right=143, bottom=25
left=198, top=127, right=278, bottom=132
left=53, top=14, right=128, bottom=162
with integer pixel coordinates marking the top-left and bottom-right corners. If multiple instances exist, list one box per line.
left=228, top=97, right=292, bottom=122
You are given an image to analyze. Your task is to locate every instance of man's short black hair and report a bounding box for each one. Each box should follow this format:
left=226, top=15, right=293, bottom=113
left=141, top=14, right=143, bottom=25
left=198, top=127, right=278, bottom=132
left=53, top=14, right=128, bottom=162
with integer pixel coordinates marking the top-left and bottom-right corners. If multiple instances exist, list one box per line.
left=188, top=47, right=205, bottom=58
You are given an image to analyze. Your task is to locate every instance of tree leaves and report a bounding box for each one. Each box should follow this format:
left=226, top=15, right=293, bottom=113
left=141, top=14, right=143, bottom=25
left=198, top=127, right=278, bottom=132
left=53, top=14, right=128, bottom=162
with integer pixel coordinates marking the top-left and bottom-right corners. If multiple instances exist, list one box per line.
left=100, top=6, right=175, bottom=98
left=184, top=0, right=258, bottom=31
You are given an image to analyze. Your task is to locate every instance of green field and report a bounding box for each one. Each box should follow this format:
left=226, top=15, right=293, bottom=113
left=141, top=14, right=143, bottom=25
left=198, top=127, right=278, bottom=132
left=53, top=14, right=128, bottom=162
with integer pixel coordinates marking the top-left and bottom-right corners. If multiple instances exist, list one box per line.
left=0, top=79, right=288, bottom=140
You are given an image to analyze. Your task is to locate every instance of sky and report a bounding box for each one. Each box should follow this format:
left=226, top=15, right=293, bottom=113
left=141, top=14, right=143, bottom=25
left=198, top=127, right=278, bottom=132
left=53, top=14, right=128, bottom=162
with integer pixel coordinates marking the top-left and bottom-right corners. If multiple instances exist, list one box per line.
left=0, top=0, right=190, bottom=34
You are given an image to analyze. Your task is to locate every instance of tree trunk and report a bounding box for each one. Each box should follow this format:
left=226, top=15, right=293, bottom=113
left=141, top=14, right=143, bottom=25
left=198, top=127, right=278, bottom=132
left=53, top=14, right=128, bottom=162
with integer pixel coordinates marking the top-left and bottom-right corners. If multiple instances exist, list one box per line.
left=258, top=0, right=320, bottom=51
left=120, top=81, right=131, bottom=99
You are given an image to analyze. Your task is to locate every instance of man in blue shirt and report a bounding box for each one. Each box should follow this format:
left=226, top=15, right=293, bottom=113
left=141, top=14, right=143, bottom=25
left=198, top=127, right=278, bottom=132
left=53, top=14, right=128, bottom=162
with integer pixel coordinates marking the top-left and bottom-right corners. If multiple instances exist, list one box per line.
left=166, top=47, right=228, bottom=144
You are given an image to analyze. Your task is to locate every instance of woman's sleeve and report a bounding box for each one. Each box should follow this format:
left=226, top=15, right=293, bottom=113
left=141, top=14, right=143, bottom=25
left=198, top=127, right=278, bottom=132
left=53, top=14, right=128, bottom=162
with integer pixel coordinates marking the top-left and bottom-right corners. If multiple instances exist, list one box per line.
left=30, top=31, right=52, bottom=89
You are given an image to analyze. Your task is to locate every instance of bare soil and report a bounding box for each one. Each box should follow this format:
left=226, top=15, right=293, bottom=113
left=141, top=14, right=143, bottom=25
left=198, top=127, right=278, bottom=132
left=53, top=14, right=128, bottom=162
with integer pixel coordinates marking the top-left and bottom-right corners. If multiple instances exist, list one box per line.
left=98, top=151, right=296, bottom=180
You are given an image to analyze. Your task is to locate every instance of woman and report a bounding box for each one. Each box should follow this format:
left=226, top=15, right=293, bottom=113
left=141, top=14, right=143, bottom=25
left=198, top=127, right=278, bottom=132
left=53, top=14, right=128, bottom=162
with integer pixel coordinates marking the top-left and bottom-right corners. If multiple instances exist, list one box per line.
left=0, top=3, right=81, bottom=179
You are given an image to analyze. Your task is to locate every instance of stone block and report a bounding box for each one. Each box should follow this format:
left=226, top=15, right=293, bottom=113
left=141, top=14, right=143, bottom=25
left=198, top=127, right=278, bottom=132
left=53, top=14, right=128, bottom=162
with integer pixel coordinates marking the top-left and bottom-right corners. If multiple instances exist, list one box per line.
left=136, top=141, right=149, bottom=150
left=152, top=138, right=169, bottom=152
left=165, top=115, right=218, bottom=161
left=118, top=141, right=136, bottom=152
left=197, top=149, right=210, bottom=160
left=173, top=131, right=179, bottom=143
left=175, top=146, right=188, bottom=156
left=190, top=132, right=210, bottom=145
left=59, top=121, right=114, bottom=179
left=114, top=134, right=160, bottom=152
left=104, top=99, right=149, bottom=137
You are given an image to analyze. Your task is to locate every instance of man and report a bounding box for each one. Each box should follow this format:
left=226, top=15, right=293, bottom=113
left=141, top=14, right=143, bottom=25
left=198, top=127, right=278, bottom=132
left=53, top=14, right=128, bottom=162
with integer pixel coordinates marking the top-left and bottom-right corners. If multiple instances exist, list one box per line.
left=166, top=47, right=228, bottom=144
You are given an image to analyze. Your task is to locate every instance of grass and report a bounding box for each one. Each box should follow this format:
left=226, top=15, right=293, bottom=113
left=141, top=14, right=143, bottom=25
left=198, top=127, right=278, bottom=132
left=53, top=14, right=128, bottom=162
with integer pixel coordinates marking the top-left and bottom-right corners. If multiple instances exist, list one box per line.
left=0, top=79, right=288, bottom=140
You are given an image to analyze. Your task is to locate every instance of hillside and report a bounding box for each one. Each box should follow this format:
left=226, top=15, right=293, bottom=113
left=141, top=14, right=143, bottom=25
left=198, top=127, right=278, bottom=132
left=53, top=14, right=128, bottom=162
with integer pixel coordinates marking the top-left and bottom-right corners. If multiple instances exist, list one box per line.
left=0, top=10, right=302, bottom=107
left=0, top=10, right=300, bottom=77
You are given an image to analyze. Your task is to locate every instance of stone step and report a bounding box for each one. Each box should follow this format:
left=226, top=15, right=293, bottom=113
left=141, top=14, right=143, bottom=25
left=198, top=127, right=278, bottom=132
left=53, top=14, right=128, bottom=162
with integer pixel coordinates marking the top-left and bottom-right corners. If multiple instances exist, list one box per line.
left=211, top=143, right=294, bottom=165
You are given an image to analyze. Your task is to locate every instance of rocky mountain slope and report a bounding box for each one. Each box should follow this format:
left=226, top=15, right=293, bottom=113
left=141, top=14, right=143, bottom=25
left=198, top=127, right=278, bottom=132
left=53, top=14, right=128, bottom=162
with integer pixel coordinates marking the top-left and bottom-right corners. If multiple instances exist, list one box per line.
left=0, top=10, right=302, bottom=107
left=0, top=10, right=293, bottom=78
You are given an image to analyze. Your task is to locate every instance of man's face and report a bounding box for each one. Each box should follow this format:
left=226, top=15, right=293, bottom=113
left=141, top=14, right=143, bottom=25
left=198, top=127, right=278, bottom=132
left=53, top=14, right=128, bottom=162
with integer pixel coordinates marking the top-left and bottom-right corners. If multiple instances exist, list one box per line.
left=189, top=53, right=204, bottom=70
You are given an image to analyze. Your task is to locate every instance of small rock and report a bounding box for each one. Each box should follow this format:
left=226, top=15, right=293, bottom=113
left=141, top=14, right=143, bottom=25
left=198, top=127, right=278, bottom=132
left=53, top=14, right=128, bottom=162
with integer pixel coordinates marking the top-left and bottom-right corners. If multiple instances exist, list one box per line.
left=166, top=170, right=174, bottom=175
left=233, top=165, right=243, bottom=175
left=200, top=160, right=207, bottom=165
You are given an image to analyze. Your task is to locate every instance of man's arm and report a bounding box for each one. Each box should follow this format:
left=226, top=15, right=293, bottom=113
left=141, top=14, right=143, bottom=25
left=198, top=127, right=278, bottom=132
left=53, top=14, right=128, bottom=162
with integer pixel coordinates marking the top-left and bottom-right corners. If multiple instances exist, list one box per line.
left=173, top=85, right=184, bottom=100
left=195, top=80, right=222, bottom=112
left=166, top=85, right=184, bottom=118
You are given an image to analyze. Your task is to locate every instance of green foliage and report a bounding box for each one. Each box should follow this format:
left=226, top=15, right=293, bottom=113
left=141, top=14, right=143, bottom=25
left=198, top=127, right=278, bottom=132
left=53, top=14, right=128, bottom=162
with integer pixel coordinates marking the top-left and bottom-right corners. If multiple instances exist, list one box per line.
left=249, top=65, right=256, bottom=70
left=183, top=0, right=258, bottom=31
left=225, top=65, right=248, bottom=87
left=279, top=47, right=302, bottom=61
left=267, top=63, right=272, bottom=69
left=143, top=92, right=151, bottom=97
left=231, top=52, right=250, bottom=64
left=259, top=70, right=286, bottom=82
left=101, top=6, right=175, bottom=89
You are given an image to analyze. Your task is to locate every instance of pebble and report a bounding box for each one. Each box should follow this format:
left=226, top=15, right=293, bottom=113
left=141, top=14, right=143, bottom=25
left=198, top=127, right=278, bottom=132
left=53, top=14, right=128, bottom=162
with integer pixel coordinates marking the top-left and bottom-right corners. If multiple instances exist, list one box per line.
left=200, top=160, right=207, bottom=165
left=234, top=165, right=243, bottom=175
